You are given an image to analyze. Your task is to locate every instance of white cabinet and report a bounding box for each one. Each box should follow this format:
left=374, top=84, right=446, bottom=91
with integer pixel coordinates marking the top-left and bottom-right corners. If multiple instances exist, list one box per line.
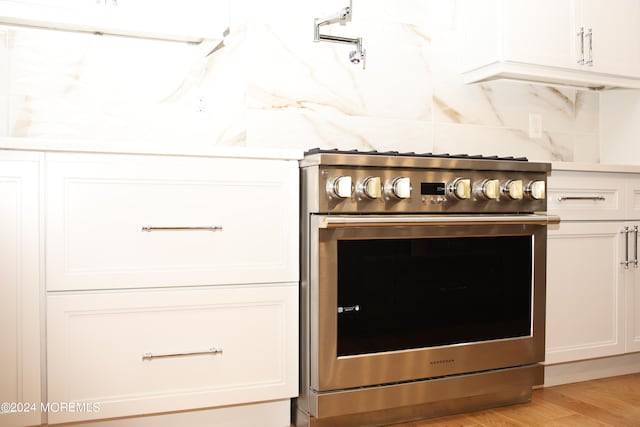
left=45, top=153, right=299, bottom=291
left=546, top=221, right=625, bottom=364
left=578, top=0, right=640, bottom=78
left=546, top=169, right=640, bottom=365
left=43, top=151, right=299, bottom=426
left=46, top=284, right=297, bottom=424
left=627, top=250, right=640, bottom=352
left=0, top=0, right=229, bottom=42
left=0, top=151, right=42, bottom=427
left=460, top=0, right=640, bottom=89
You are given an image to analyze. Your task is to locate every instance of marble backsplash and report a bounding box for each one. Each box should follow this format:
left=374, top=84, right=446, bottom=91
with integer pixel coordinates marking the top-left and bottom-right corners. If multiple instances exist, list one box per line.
left=0, top=0, right=599, bottom=162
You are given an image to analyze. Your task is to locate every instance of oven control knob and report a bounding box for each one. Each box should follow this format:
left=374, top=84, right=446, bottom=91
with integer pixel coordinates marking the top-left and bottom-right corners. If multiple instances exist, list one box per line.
left=359, top=176, right=382, bottom=199
left=388, top=177, right=412, bottom=199
left=327, top=176, right=353, bottom=199
left=502, top=179, right=523, bottom=200
left=447, top=178, right=471, bottom=200
left=474, top=179, right=500, bottom=200
left=526, top=180, right=546, bottom=200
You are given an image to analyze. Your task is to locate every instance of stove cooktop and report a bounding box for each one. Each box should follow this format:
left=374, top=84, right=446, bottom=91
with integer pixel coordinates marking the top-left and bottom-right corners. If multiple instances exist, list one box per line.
left=304, top=148, right=529, bottom=162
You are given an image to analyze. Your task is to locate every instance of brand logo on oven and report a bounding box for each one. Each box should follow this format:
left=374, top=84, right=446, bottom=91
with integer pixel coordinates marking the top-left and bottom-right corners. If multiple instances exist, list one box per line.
left=430, top=358, right=455, bottom=365
left=337, top=305, right=360, bottom=314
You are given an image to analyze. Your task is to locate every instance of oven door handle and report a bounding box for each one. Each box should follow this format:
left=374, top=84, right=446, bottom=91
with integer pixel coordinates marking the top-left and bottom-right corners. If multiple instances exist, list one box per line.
left=315, top=214, right=561, bottom=228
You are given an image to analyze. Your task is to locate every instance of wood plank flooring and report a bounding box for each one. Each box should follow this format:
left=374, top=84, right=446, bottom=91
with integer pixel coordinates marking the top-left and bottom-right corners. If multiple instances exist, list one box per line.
left=387, top=373, right=640, bottom=426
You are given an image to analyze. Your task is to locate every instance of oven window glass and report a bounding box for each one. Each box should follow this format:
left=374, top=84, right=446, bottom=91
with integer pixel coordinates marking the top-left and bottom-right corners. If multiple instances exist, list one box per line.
left=337, top=236, right=533, bottom=356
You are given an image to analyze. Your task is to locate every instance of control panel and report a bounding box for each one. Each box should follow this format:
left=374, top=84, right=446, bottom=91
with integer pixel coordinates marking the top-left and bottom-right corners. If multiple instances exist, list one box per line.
left=315, top=166, right=547, bottom=214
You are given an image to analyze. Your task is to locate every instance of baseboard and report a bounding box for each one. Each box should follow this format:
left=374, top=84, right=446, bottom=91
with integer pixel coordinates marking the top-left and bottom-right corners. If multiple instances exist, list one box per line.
left=544, top=352, right=640, bottom=387
left=44, top=399, right=291, bottom=427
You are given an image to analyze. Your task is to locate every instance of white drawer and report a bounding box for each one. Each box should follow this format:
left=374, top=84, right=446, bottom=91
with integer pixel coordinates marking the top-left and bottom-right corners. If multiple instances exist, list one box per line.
left=627, top=176, right=640, bottom=220
left=45, top=153, right=299, bottom=290
left=46, top=284, right=298, bottom=424
left=547, top=171, right=626, bottom=220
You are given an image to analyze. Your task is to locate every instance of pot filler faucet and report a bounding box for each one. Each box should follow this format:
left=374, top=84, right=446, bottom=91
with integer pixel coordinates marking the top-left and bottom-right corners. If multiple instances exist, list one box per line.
left=313, top=0, right=366, bottom=68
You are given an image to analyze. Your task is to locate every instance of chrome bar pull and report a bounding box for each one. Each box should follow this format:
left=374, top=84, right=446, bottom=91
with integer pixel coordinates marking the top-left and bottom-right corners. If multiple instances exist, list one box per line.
left=586, top=28, right=593, bottom=66
left=577, top=27, right=585, bottom=65
left=141, top=226, right=223, bottom=232
left=622, top=226, right=630, bottom=269
left=557, top=196, right=605, bottom=202
left=142, top=347, right=223, bottom=361
left=634, top=226, right=639, bottom=268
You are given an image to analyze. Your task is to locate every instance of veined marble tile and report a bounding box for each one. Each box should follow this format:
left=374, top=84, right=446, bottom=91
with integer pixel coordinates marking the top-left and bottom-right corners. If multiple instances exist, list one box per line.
left=248, top=20, right=432, bottom=122
left=430, top=23, right=588, bottom=136
left=574, top=89, right=599, bottom=134
left=7, top=25, right=247, bottom=145
left=351, top=0, right=430, bottom=27
left=0, top=29, right=8, bottom=136
left=238, top=0, right=429, bottom=27
left=247, top=108, right=433, bottom=153
left=2, top=0, right=601, bottom=163
left=572, top=132, right=600, bottom=163
left=434, top=123, right=574, bottom=162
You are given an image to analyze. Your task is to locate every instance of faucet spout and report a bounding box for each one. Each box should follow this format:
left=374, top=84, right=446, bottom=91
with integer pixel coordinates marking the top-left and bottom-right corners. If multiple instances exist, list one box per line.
left=313, top=1, right=365, bottom=68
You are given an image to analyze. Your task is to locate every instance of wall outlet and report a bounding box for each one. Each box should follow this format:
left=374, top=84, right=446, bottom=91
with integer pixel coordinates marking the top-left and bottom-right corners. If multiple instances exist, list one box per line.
left=529, top=113, right=542, bottom=139
left=195, top=93, right=207, bottom=114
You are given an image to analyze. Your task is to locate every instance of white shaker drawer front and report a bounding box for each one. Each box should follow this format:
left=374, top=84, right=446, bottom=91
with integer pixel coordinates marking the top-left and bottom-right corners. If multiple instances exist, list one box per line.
left=627, top=177, right=640, bottom=220
left=46, top=153, right=299, bottom=290
left=547, top=172, right=626, bottom=220
left=46, top=284, right=298, bottom=424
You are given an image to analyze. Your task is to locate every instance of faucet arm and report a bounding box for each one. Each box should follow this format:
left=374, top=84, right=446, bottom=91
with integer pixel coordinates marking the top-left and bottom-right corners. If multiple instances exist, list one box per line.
left=314, top=6, right=351, bottom=41
left=315, top=6, right=351, bottom=27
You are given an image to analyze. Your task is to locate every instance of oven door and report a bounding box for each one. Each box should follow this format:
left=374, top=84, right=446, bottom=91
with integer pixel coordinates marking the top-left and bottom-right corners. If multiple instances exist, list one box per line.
left=308, top=214, right=553, bottom=392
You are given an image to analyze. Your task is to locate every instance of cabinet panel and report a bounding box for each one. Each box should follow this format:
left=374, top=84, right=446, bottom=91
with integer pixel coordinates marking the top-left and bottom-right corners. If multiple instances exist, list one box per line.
left=580, top=0, right=640, bottom=77
left=547, top=172, right=626, bottom=220
left=47, top=284, right=298, bottom=424
left=0, top=0, right=228, bottom=42
left=502, top=0, right=575, bottom=69
left=626, top=221, right=640, bottom=353
left=46, top=153, right=299, bottom=291
left=626, top=177, right=640, bottom=220
left=0, top=151, right=41, bottom=427
left=546, top=221, right=625, bottom=364
left=460, top=0, right=640, bottom=89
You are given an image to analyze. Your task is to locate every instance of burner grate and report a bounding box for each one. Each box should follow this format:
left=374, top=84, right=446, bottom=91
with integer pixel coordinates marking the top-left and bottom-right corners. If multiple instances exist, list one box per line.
left=305, top=148, right=528, bottom=162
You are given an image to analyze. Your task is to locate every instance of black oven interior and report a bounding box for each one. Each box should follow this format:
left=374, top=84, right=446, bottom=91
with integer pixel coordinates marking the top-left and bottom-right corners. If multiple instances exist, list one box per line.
left=336, top=235, right=534, bottom=357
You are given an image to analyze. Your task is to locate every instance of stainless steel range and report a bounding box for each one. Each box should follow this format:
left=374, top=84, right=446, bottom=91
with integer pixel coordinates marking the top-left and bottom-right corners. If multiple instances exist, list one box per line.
left=295, top=149, right=558, bottom=427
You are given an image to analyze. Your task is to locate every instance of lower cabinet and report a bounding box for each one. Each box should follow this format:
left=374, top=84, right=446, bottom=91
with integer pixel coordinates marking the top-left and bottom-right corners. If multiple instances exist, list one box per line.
left=546, top=221, right=625, bottom=364
left=0, top=151, right=42, bottom=427
left=547, top=219, right=640, bottom=364
left=46, top=284, right=298, bottom=425
left=626, top=228, right=640, bottom=353
left=0, top=149, right=300, bottom=426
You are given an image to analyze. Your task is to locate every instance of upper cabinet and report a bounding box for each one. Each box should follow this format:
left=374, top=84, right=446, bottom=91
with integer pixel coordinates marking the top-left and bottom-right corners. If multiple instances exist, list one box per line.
left=0, top=0, right=229, bottom=42
left=460, top=0, right=640, bottom=89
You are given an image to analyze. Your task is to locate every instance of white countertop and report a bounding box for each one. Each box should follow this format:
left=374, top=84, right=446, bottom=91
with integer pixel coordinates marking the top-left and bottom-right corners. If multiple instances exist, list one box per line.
left=552, top=161, right=640, bottom=174
left=0, top=137, right=304, bottom=161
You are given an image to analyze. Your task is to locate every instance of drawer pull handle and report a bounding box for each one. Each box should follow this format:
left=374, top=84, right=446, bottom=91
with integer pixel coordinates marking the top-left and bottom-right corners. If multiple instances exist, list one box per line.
left=141, top=226, right=223, bottom=232
left=557, top=196, right=605, bottom=202
left=142, top=347, right=223, bottom=361
left=622, top=227, right=630, bottom=269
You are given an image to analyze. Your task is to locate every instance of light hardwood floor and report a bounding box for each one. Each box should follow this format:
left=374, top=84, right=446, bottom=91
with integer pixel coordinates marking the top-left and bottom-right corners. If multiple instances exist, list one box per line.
left=387, top=373, right=640, bottom=426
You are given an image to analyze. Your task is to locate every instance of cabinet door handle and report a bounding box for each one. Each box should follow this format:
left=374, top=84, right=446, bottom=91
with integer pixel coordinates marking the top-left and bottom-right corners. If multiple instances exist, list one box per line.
left=557, top=195, right=605, bottom=202
left=622, top=226, right=630, bottom=269
left=141, top=226, right=223, bottom=232
left=577, top=27, right=585, bottom=65
left=634, top=226, right=639, bottom=268
left=586, top=28, right=593, bottom=66
left=142, top=347, right=223, bottom=360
